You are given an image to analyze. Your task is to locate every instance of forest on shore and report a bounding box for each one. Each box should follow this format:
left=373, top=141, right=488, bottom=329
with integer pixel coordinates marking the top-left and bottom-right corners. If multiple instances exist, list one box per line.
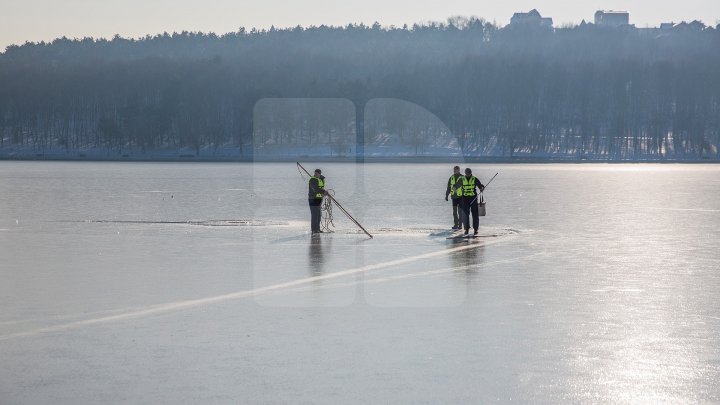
left=1, top=17, right=719, bottom=161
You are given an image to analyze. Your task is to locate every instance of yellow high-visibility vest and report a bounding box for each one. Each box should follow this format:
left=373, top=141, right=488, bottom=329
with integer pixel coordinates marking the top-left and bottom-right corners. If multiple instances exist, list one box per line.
left=449, top=175, right=463, bottom=197
left=461, top=176, right=477, bottom=197
left=310, top=176, right=325, bottom=199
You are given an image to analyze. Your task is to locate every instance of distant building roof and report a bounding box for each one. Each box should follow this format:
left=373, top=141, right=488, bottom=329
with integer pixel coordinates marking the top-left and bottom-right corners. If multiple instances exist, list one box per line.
left=594, top=10, right=630, bottom=27
left=689, top=20, right=707, bottom=29
left=673, top=20, right=707, bottom=31
left=510, top=9, right=553, bottom=27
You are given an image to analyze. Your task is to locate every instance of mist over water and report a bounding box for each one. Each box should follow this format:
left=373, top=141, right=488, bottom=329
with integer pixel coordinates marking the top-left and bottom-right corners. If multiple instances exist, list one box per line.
left=1, top=162, right=719, bottom=402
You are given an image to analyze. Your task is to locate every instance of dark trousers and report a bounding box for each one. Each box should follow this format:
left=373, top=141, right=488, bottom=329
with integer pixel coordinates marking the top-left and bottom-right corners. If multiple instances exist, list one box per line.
left=461, top=196, right=479, bottom=232
left=309, top=200, right=322, bottom=232
left=451, top=198, right=462, bottom=228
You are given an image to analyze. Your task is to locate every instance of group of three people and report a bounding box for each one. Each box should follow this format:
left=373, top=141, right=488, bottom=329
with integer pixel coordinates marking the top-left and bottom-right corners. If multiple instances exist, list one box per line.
left=307, top=166, right=484, bottom=235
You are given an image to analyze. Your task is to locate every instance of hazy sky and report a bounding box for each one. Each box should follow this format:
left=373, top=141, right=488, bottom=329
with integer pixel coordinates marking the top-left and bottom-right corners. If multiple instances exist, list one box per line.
left=2, top=0, right=719, bottom=50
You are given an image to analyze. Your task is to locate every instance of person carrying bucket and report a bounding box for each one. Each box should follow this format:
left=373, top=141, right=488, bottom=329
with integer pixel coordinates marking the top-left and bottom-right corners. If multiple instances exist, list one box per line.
left=454, top=168, right=485, bottom=236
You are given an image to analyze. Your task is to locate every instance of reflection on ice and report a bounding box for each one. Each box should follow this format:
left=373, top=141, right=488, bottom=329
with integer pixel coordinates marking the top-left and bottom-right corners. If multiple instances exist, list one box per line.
left=308, top=234, right=330, bottom=276
left=448, top=242, right=486, bottom=272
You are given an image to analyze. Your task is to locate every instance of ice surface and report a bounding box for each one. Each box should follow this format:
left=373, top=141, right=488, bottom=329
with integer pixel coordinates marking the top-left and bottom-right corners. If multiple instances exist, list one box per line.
left=1, top=162, right=720, bottom=403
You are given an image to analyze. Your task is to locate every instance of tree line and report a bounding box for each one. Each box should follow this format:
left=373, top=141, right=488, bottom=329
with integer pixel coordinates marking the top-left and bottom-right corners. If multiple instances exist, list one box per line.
left=1, top=17, right=719, bottom=160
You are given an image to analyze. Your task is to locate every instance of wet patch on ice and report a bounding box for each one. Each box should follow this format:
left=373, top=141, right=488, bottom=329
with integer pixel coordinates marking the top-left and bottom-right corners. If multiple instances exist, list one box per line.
left=297, top=226, right=522, bottom=241
left=197, top=219, right=290, bottom=227
left=315, top=226, right=521, bottom=238
left=344, top=227, right=456, bottom=236
left=375, top=227, right=405, bottom=233
left=434, top=227, right=519, bottom=237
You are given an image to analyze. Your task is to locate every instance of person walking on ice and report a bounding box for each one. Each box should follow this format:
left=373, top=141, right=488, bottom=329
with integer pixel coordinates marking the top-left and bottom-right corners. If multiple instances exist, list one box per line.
left=454, top=168, right=485, bottom=236
left=445, top=165, right=464, bottom=230
left=308, top=168, right=327, bottom=234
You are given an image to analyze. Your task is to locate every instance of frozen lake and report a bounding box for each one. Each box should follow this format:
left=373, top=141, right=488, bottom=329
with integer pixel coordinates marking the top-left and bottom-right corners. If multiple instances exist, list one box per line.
left=1, top=162, right=719, bottom=403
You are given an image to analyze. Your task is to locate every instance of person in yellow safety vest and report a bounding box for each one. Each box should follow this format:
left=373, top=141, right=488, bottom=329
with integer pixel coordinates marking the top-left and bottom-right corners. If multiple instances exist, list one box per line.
left=454, top=168, right=485, bottom=235
left=308, top=168, right=327, bottom=234
left=445, top=166, right=464, bottom=230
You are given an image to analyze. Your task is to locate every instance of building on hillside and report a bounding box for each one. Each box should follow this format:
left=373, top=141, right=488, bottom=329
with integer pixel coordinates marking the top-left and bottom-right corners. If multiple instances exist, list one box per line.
left=689, top=20, right=707, bottom=30
left=594, top=10, right=630, bottom=27
left=673, top=20, right=707, bottom=31
left=660, top=22, right=675, bottom=30
left=510, top=9, right=553, bottom=27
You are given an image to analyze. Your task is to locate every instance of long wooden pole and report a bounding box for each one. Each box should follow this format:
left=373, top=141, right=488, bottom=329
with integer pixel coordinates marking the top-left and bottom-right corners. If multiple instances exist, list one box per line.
left=297, top=162, right=373, bottom=239
left=484, top=173, right=499, bottom=189
left=470, top=172, right=498, bottom=205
